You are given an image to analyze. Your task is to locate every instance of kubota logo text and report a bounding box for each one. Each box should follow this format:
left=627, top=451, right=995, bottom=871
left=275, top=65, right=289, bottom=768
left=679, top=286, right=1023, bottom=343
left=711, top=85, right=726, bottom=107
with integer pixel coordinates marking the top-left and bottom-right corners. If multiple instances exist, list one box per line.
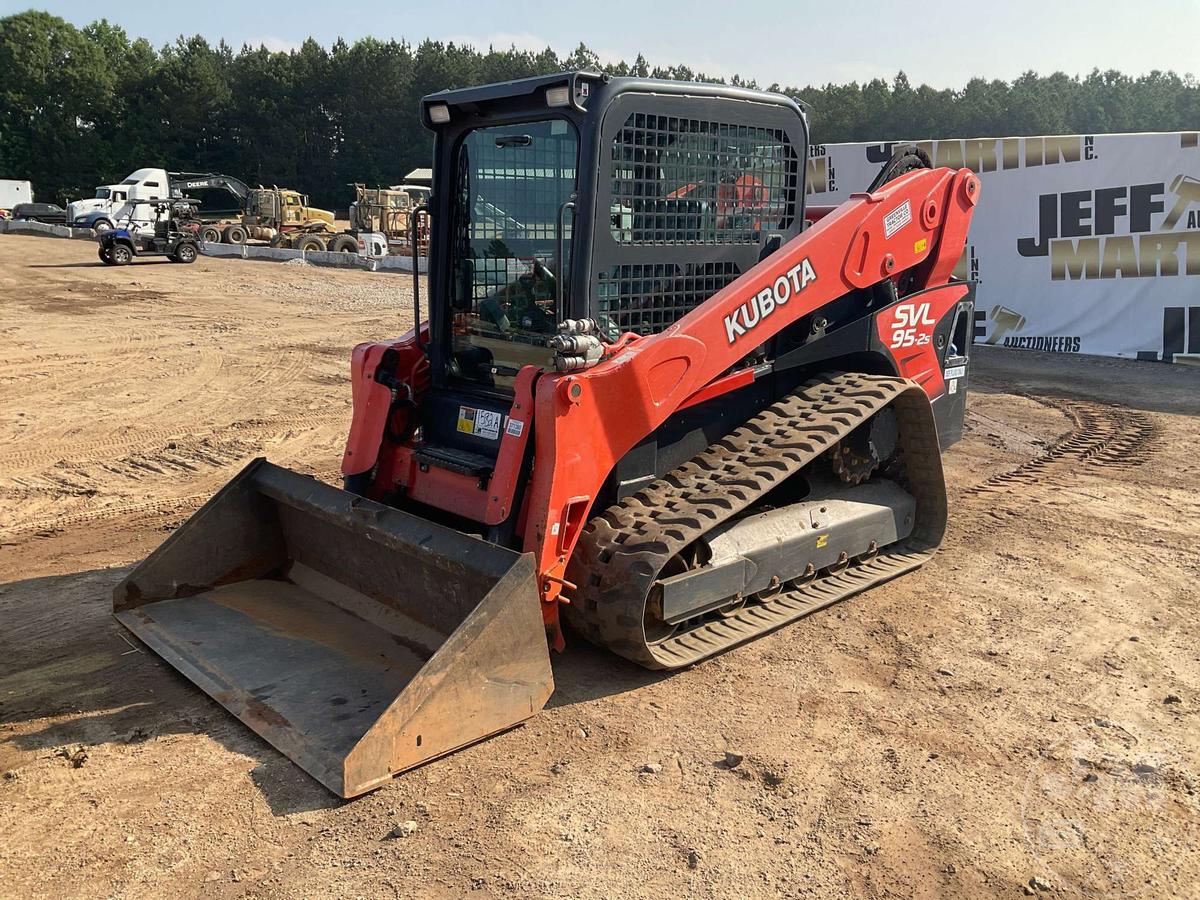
left=889, top=302, right=935, bottom=348
left=724, top=259, right=817, bottom=344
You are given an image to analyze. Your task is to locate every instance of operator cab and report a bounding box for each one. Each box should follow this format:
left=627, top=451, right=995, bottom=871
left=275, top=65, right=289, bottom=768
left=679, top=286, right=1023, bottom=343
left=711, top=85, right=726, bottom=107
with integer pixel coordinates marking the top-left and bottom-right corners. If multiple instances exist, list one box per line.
left=417, top=72, right=809, bottom=473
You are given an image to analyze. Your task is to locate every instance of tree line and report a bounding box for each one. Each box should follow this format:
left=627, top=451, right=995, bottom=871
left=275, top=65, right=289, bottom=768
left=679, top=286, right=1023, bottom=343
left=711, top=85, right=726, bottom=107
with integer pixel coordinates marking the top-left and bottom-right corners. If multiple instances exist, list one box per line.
left=2, top=10, right=1197, bottom=209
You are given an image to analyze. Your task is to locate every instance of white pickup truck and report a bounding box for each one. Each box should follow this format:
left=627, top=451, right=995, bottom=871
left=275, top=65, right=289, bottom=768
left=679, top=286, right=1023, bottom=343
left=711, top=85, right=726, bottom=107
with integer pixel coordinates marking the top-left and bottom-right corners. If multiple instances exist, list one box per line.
left=67, top=168, right=171, bottom=232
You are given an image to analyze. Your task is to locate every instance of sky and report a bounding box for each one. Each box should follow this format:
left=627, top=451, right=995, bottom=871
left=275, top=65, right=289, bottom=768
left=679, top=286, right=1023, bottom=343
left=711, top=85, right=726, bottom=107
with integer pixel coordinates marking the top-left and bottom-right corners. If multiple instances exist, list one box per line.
left=6, top=0, right=1199, bottom=89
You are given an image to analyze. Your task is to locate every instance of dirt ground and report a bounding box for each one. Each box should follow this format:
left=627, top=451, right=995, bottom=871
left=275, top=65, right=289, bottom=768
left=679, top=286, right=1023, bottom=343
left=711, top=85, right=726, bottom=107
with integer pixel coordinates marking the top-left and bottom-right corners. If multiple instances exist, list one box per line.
left=1, top=233, right=1197, bottom=899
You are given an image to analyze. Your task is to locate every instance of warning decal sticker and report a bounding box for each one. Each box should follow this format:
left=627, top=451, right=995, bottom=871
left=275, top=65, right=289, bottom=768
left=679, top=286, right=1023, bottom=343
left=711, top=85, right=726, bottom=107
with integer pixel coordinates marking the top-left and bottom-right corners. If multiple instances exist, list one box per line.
left=456, top=406, right=476, bottom=434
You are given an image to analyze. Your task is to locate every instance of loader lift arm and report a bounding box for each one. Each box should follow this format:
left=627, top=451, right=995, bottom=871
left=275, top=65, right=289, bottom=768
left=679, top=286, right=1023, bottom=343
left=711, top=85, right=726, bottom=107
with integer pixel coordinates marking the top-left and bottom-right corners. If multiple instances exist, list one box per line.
left=524, top=165, right=978, bottom=624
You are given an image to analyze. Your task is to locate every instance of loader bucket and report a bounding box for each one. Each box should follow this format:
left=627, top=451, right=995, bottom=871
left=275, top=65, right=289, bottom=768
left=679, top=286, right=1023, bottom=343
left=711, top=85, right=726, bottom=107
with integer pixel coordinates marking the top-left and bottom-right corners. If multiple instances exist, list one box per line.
left=113, top=459, right=553, bottom=798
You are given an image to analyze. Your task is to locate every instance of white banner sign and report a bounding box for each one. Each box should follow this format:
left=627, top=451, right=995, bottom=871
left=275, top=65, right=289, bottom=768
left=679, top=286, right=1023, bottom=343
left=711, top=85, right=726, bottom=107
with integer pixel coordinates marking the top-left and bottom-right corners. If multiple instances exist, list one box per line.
left=807, top=132, right=1200, bottom=361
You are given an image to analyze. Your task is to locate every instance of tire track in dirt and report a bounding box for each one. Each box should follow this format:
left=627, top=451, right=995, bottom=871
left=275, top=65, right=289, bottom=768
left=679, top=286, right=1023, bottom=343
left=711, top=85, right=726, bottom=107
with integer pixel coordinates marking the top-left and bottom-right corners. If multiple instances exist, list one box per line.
left=0, top=468, right=343, bottom=540
left=962, top=395, right=1158, bottom=499
left=0, top=411, right=347, bottom=474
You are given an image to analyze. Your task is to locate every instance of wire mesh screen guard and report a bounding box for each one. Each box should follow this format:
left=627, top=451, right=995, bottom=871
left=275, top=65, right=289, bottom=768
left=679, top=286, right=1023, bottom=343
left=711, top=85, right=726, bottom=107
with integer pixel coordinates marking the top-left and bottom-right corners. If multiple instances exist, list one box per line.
left=610, top=112, right=799, bottom=245
left=597, top=261, right=743, bottom=337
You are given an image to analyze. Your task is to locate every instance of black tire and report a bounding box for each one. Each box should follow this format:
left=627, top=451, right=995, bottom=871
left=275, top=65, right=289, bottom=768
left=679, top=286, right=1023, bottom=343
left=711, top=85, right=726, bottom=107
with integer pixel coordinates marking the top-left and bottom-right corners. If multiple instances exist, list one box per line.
left=295, top=234, right=326, bottom=252
left=329, top=234, right=359, bottom=253
left=199, top=225, right=221, bottom=244
left=92, top=219, right=113, bottom=234
left=222, top=224, right=247, bottom=244
left=269, top=233, right=286, bottom=248
left=173, top=242, right=198, bottom=264
left=98, top=247, right=114, bottom=265
left=25, top=217, right=40, bottom=224
left=110, top=244, right=133, bottom=265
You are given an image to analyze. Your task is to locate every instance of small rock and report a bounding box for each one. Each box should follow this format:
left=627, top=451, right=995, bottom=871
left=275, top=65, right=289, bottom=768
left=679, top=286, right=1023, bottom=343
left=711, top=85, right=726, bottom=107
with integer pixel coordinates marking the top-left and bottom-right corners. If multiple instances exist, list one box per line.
left=1164, top=694, right=1182, bottom=705
left=641, top=762, right=663, bottom=775
left=1128, top=635, right=1139, bottom=642
left=687, top=848, right=701, bottom=869
left=560, top=830, right=574, bottom=842
left=2, top=769, right=18, bottom=781
left=204, top=871, right=223, bottom=883
left=1029, top=874, right=1052, bottom=892
left=1049, top=712, right=1059, bottom=722
left=937, top=667, right=954, bottom=677
left=723, top=751, right=744, bottom=769
left=390, top=820, right=418, bottom=838
left=1093, top=717, right=1112, bottom=728
left=415, top=802, right=429, bottom=815
left=572, top=727, right=588, bottom=739
left=550, top=762, right=564, bottom=775
left=1083, top=773, right=1098, bottom=783
left=1023, top=886, right=1036, bottom=896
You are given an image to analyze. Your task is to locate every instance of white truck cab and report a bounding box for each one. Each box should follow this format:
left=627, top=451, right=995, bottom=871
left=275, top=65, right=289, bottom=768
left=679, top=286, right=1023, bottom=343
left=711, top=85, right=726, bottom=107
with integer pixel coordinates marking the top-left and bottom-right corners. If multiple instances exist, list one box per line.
left=68, top=168, right=170, bottom=230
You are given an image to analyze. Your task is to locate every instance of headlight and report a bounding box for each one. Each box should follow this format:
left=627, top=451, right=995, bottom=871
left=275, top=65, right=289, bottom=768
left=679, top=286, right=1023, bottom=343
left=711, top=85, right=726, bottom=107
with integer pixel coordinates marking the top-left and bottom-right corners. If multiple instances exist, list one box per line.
left=545, top=85, right=571, bottom=108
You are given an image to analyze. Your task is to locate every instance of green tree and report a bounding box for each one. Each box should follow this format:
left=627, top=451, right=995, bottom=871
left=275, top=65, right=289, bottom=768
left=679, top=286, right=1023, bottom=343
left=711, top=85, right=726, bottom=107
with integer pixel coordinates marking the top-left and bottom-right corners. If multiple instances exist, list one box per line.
left=1, top=11, right=1197, bottom=208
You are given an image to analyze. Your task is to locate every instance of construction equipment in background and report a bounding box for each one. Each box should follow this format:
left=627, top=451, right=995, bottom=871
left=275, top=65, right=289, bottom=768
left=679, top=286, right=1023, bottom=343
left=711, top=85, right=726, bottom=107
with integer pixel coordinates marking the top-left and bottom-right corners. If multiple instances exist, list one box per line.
left=263, top=184, right=431, bottom=256
left=174, top=175, right=337, bottom=247
left=347, top=184, right=430, bottom=253
left=65, top=169, right=337, bottom=244
left=115, top=72, right=980, bottom=798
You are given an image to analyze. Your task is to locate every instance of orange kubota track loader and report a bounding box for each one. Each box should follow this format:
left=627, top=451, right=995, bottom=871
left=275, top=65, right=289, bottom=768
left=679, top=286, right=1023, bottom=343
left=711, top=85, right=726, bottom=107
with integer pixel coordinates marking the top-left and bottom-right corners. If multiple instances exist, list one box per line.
left=115, top=72, right=980, bottom=798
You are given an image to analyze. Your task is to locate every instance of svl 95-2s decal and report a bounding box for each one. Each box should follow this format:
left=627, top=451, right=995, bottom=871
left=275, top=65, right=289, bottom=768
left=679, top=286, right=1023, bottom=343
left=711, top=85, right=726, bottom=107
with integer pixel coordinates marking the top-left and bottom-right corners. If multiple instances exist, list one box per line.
left=887, top=301, right=936, bottom=349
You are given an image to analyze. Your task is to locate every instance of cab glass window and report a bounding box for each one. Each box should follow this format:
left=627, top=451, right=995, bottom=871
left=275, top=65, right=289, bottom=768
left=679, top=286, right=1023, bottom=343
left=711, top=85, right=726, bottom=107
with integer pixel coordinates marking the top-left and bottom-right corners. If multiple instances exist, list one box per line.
left=448, top=118, right=578, bottom=390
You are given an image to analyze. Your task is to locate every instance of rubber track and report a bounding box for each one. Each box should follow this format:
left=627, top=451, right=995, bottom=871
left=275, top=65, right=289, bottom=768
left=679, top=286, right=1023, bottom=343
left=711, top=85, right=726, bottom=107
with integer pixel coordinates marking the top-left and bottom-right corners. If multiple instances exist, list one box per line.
left=564, top=374, right=948, bottom=670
